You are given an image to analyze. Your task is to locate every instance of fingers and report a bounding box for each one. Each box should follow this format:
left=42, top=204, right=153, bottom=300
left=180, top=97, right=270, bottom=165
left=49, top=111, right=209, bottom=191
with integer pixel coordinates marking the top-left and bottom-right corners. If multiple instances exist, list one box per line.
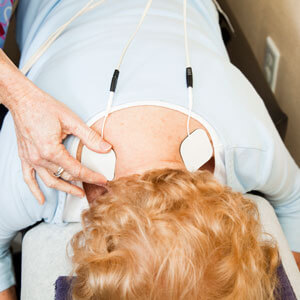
left=52, top=144, right=108, bottom=185
left=21, top=161, right=85, bottom=204
left=21, top=160, right=45, bottom=205
left=64, top=117, right=112, bottom=153
left=20, top=139, right=74, bottom=182
left=35, top=167, right=85, bottom=198
left=12, top=96, right=110, bottom=202
left=39, top=161, right=74, bottom=182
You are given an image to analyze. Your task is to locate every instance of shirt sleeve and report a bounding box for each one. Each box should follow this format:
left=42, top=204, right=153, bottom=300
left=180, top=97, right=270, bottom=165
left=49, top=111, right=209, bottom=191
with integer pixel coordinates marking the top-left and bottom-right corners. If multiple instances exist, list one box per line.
left=0, top=237, right=16, bottom=291
left=257, top=126, right=300, bottom=253
left=228, top=109, right=300, bottom=253
left=0, top=1, right=14, bottom=49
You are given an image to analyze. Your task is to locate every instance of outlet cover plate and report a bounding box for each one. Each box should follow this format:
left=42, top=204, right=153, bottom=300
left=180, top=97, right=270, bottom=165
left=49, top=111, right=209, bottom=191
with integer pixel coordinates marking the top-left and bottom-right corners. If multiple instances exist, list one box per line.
left=264, top=36, right=281, bottom=93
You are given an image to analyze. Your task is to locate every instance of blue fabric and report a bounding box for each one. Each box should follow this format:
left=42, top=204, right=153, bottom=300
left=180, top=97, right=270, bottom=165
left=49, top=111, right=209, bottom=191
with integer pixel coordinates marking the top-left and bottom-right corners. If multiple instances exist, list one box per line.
left=0, top=114, right=58, bottom=291
left=55, top=277, right=72, bottom=300
left=16, top=0, right=300, bottom=251
left=0, top=0, right=299, bottom=292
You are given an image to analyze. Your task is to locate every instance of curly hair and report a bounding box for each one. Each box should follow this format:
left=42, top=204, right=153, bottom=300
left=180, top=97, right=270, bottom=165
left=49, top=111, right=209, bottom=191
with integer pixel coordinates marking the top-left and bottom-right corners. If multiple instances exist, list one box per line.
left=70, top=169, right=280, bottom=300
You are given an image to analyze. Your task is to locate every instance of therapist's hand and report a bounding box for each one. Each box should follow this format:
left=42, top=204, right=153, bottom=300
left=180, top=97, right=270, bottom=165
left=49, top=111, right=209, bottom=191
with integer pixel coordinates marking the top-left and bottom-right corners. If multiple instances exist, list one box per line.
left=8, top=80, right=111, bottom=204
left=0, top=52, right=112, bottom=204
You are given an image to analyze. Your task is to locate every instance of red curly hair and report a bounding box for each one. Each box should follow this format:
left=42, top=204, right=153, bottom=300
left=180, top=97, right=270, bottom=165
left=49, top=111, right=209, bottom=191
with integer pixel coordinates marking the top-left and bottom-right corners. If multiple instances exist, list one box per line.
left=70, top=169, right=279, bottom=300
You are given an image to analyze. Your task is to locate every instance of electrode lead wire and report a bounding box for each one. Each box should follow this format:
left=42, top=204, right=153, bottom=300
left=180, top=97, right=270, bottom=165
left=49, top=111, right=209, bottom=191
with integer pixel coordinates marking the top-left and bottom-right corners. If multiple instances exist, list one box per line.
left=19, top=0, right=195, bottom=140
left=101, top=0, right=153, bottom=138
left=183, top=0, right=194, bottom=136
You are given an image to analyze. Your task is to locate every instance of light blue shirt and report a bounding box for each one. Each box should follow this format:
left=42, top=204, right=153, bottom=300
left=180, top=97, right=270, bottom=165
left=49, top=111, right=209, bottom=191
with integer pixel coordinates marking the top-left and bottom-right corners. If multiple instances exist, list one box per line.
left=0, top=0, right=299, bottom=292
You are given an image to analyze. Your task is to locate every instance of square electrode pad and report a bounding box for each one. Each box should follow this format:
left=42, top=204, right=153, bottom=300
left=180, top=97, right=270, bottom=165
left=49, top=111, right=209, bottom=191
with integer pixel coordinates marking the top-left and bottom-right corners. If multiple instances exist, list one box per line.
left=180, top=129, right=213, bottom=172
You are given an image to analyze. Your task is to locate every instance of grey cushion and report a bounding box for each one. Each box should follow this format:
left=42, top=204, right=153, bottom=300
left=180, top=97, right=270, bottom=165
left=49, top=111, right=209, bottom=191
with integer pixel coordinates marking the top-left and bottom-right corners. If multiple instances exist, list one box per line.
left=21, top=223, right=81, bottom=300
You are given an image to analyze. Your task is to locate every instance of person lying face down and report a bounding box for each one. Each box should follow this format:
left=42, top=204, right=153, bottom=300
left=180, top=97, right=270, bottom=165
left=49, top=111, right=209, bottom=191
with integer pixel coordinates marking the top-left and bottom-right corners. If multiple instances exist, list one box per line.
left=70, top=168, right=280, bottom=300
left=61, top=109, right=273, bottom=299
left=1, top=0, right=300, bottom=298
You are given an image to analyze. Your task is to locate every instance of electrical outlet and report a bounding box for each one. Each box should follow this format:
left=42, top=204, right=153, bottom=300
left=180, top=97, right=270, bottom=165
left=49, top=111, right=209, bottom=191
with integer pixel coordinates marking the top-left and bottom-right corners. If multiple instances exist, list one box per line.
left=264, top=36, right=280, bottom=93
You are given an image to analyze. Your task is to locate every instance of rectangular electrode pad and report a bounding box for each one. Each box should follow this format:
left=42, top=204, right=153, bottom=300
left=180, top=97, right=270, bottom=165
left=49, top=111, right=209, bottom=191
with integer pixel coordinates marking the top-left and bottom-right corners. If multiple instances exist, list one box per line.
left=63, top=181, right=89, bottom=222
left=180, top=129, right=213, bottom=172
left=63, top=147, right=116, bottom=222
left=81, top=146, right=116, bottom=181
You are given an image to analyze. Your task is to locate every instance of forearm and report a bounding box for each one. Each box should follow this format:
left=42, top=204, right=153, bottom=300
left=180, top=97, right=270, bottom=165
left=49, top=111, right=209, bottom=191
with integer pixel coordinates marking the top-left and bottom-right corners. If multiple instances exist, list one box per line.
left=0, top=49, right=31, bottom=109
left=0, top=286, right=17, bottom=300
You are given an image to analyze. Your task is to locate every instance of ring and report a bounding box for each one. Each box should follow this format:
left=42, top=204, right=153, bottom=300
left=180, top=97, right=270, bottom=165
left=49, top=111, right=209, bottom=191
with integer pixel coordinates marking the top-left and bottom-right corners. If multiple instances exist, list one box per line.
left=54, top=166, right=64, bottom=178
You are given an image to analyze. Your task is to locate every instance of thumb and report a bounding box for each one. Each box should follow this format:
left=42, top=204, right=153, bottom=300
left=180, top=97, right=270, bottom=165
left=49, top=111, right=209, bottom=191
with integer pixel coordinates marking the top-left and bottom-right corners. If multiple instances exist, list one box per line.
left=68, top=119, right=112, bottom=153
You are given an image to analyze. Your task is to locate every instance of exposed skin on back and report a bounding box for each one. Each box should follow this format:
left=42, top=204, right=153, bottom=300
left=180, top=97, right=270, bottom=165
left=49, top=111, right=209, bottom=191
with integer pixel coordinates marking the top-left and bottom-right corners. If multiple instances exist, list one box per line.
left=76, top=106, right=215, bottom=202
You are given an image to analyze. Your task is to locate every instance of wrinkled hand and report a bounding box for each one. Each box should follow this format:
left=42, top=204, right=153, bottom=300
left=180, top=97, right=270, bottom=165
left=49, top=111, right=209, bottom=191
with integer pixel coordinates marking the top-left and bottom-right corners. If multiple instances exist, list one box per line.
left=9, top=81, right=111, bottom=204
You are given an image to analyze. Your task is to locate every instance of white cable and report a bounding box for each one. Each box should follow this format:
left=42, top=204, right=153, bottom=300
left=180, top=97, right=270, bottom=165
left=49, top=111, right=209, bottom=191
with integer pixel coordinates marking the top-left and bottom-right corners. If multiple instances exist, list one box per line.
left=21, top=0, right=106, bottom=75
left=184, top=0, right=193, bottom=136
left=19, top=0, right=152, bottom=139
left=101, top=91, right=114, bottom=138
left=101, top=0, right=153, bottom=139
left=183, top=0, right=191, bottom=69
left=186, top=87, right=193, bottom=136
left=211, top=0, right=234, bottom=33
left=116, top=0, right=153, bottom=70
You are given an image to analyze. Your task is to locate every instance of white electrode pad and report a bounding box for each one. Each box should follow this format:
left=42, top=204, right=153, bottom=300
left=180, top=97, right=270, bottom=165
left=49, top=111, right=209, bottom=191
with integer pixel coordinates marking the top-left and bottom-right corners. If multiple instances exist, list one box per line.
left=180, top=129, right=213, bottom=172
left=63, top=146, right=116, bottom=222
left=62, top=181, right=89, bottom=222
left=81, top=146, right=116, bottom=181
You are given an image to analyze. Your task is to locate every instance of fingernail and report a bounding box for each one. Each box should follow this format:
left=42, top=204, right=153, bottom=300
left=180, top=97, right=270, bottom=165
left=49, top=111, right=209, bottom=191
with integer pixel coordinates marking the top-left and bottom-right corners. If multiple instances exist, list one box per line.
left=74, top=190, right=85, bottom=198
left=100, top=140, right=112, bottom=152
left=96, top=182, right=108, bottom=187
left=97, top=179, right=108, bottom=185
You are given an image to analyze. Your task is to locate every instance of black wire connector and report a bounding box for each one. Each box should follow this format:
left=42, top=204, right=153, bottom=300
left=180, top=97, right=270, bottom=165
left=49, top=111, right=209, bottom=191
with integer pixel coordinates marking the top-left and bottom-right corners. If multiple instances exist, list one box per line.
left=110, top=69, right=120, bottom=92
left=186, top=67, right=193, bottom=88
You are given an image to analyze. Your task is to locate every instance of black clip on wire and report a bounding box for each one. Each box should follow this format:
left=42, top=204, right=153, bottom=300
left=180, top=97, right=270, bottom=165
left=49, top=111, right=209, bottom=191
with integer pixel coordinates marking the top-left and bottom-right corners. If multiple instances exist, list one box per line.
left=110, top=69, right=120, bottom=92
left=186, top=67, right=193, bottom=88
